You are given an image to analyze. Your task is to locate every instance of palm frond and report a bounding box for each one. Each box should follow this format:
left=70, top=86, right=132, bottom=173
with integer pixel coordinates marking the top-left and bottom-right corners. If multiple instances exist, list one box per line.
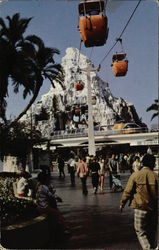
left=25, top=35, right=44, bottom=49
left=151, top=113, right=158, bottom=121
left=36, top=47, right=60, bottom=67
left=7, top=13, right=20, bottom=24
left=0, top=17, right=7, bottom=30
left=0, top=98, right=7, bottom=122
left=23, top=88, right=31, bottom=99
left=17, top=41, right=36, bottom=58
left=18, top=17, right=32, bottom=34
left=47, top=76, right=55, bottom=88
left=146, top=104, right=158, bottom=112
left=5, top=13, right=31, bottom=46
left=12, top=81, right=19, bottom=94
left=146, top=99, right=159, bottom=121
left=0, top=75, right=9, bottom=99
left=44, top=68, right=60, bottom=76
left=46, top=63, right=62, bottom=71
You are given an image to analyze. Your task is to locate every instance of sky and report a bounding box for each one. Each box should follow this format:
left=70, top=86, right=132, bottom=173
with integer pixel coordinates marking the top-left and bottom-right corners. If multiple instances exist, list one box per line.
left=0, top=0, right=158, bottom=129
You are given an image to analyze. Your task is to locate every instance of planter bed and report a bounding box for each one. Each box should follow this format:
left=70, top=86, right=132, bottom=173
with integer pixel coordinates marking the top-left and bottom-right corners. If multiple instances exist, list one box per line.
left=1, top=214, right=50, bottom=249
left=0, top=175, right=50, bottom=248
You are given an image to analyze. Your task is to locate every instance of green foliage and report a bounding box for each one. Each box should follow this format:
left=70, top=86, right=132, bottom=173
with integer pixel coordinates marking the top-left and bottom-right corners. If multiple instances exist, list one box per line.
left=0, top=120, right=42, bottom=158
left=0, top=13, right=64, bottom=125
left=146, top=99, right=159, bottom=121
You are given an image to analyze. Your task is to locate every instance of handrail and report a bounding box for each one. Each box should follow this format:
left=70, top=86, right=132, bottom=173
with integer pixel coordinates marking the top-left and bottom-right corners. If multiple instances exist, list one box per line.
left=50, top=127, right=149, bottom=140
left=51, top=129, right=119, bottom=139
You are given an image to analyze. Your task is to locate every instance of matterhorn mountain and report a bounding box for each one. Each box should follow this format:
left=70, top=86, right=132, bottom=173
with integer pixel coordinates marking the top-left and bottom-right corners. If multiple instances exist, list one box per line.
left=22, top=47, right=144, bottom=138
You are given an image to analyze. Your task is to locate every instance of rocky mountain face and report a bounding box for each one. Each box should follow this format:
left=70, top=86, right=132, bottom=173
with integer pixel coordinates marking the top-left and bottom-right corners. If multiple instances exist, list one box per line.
left=22, top=47, right=144, bottom=138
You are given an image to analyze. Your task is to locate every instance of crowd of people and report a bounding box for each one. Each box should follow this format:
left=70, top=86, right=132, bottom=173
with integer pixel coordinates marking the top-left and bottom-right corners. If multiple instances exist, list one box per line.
left=14, top=148, right=158, bottom=249
left=56, top=150, right=158, bottom=249
left=56, top=151, right=152, bottom=195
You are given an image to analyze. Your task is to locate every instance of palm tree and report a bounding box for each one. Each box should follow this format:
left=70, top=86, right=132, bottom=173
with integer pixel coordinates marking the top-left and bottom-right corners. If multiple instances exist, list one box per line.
left=0, top=13, right=33, bottom=121
left=12, top=35, right=64, bottom=124
left=0, top=13, right=64, bottom=126
left=146, top=99, right=159, bottom=121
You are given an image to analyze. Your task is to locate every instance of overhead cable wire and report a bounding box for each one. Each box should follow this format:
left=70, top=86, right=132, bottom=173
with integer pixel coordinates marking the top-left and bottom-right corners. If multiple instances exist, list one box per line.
left=99, top=0, right=142, bottom=66
left=76, top=39, right=82, bottom=73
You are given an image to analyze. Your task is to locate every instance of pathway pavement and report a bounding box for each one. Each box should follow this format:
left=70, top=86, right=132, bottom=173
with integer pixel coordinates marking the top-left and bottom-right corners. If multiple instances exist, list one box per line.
left=45, top=170, right=142, bottom=249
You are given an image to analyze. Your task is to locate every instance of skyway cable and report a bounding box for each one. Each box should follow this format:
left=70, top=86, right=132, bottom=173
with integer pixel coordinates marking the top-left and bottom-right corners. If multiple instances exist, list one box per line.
left=99, top=0, right=142, bottom=66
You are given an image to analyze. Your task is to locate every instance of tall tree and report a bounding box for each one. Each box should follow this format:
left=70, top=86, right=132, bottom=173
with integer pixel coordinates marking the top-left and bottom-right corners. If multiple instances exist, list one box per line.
left=0, top=13, right=64, bottom=126
left=0, top=120, right=42, bottom=160
left=146, top=99, right=159, bottom=121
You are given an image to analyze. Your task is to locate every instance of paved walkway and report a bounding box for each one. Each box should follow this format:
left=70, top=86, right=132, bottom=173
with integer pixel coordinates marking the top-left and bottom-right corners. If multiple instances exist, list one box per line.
left=45, top=170, right=142, bottom=249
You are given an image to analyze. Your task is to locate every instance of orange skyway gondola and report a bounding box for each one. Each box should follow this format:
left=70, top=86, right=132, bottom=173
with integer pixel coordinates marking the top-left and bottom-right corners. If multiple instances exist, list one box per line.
left=78, top=0, right=109, bottom=47
left=112, top=53, right=128, bottom=77
left=74, top=80, right=84, bottom=91
left=111, top=39, right=128, bottom=77
left=74, top=108, right=81, bottom=116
